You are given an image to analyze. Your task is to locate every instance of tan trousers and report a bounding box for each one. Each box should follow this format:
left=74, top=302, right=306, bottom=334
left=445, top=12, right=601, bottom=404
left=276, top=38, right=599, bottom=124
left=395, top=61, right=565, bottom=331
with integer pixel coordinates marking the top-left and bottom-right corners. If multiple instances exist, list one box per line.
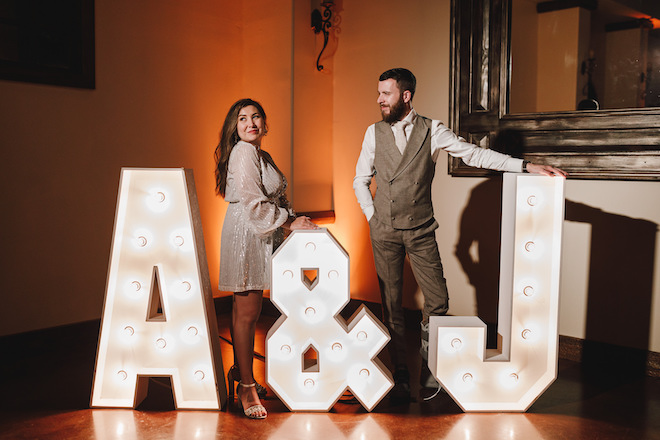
left=369, top=216, right=449, bottom=369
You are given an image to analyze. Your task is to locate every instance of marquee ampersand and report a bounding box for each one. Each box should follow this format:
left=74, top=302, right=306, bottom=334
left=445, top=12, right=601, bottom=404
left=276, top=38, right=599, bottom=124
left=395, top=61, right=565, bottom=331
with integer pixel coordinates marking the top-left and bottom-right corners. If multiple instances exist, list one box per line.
left=266, top=229, right=393, bottom=411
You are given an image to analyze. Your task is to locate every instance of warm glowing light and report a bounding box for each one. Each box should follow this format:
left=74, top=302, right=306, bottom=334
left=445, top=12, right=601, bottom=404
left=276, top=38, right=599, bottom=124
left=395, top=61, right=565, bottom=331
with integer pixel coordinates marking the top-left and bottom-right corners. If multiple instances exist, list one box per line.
left=429, top=174, right=565, bottom=412
left=91, top=168, right=226, bottom=410
left=266, top=229, right=393, bottom=411
left=183, top=281, right=192, bottom=290
left=146, top=189, right=171, bottom=213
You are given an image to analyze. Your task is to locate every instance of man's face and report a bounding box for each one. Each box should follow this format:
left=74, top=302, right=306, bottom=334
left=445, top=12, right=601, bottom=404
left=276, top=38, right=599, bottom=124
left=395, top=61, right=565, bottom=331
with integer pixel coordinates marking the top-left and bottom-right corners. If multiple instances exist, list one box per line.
left=378, top=79, right=407, bottom=123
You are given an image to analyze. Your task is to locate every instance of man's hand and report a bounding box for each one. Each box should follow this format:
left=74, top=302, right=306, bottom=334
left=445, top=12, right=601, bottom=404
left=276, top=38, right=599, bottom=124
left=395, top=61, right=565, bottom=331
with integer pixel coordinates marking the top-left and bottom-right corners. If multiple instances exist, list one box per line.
left=527, top=163, right=567, bottom=177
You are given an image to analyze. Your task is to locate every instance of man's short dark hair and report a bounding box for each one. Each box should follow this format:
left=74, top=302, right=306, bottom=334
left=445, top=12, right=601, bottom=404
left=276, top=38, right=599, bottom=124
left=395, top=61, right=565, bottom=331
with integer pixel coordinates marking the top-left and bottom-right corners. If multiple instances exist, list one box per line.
left=379, top=68, right=416, bottom=99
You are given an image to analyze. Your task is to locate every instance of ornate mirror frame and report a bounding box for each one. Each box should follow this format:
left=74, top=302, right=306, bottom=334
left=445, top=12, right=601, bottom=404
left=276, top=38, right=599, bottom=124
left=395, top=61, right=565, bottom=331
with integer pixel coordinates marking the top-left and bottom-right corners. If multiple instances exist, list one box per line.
left=448, top=0, right=660, bottom=180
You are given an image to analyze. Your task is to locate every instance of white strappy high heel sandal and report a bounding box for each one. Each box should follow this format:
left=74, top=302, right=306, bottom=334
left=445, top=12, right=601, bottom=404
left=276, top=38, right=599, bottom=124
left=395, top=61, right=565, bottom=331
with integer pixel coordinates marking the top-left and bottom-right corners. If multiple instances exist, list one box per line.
left=237, top=382, right=267, bottom=419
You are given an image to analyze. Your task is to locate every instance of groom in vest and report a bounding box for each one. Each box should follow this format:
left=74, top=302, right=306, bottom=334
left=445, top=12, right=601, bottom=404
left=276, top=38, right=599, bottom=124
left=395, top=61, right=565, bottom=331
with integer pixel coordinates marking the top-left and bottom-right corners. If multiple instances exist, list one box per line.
left=353, top=68, right=565, bottom=402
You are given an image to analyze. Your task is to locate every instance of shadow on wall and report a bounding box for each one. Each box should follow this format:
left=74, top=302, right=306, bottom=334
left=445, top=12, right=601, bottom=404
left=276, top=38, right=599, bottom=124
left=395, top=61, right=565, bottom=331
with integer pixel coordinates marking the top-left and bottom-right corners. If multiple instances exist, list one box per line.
left=568, top=201, right=657, bottom=380
left=454, top=177, right=503, bottom=348
left=454, top=130, right=658, bottom=377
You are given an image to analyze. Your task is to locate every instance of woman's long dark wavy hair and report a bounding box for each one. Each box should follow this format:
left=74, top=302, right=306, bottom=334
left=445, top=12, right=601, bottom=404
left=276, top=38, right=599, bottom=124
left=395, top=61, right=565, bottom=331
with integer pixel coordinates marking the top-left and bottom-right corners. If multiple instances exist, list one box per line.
left=214, top=98, right=267, bottom=197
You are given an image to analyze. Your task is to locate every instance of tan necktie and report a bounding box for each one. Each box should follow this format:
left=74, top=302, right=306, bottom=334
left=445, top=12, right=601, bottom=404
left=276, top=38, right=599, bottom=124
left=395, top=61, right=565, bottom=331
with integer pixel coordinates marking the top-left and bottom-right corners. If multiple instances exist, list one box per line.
left=394, top=121, right=409, bottom=154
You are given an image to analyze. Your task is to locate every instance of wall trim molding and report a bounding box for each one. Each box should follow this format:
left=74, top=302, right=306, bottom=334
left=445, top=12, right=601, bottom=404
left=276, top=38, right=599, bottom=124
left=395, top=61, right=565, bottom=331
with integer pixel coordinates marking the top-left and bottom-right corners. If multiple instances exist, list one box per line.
left=3, top=298, right=657, bottom=378
left=560, top=335, right=660, bottom=378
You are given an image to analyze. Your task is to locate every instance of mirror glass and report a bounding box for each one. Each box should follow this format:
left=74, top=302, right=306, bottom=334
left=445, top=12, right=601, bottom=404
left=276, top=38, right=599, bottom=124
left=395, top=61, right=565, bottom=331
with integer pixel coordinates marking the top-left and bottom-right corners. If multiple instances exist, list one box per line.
left=509, top=0, right=660, bottom=113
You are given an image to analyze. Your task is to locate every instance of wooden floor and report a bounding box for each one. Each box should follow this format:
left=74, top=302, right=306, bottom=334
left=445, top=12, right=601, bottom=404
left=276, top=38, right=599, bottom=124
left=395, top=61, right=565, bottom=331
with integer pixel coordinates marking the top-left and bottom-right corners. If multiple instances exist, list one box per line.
left=1, top=307, right=660, bottom=440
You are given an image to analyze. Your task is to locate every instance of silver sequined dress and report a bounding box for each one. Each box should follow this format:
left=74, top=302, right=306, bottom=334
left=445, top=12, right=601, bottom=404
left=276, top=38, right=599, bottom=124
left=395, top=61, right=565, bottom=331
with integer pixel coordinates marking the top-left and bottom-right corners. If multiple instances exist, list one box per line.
left=218, top=141, right=291, bottom=292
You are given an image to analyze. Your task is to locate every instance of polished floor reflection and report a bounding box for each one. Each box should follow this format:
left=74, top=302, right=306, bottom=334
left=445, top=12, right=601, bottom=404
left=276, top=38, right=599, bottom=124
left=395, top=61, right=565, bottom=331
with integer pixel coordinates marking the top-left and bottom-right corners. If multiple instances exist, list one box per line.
left=1, top=310, right=659, bottom=439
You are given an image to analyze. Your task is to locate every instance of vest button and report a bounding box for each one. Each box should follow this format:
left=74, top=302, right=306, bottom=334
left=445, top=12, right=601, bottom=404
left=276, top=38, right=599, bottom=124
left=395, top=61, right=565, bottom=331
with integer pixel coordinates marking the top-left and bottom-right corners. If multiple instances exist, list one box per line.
left=412, top=199, right=416, bottom=204
left=391, top=200, right=394, bottom=203
left=408, top=217, right=413, bottom=221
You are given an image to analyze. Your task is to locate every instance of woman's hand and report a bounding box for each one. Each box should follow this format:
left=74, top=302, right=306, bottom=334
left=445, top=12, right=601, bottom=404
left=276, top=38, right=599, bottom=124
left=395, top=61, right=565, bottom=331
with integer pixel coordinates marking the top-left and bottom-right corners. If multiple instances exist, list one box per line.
left=288, top=216, right=318, bottom=230
left=527, top=162, right=568, bottom=177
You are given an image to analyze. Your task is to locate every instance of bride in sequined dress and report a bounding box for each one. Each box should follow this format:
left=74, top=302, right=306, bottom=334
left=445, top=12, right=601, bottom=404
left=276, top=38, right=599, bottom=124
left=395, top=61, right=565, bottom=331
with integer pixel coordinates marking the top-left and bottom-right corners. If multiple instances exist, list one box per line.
left=214, top=98, right=317, bottom=419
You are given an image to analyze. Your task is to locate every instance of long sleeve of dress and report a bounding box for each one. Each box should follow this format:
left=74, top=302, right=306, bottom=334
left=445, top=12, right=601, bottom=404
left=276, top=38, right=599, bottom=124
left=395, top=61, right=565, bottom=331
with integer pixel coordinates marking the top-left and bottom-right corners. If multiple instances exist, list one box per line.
left=218, top=141, right=290, bottom=292
left=226, top=141, right=289, bottom=236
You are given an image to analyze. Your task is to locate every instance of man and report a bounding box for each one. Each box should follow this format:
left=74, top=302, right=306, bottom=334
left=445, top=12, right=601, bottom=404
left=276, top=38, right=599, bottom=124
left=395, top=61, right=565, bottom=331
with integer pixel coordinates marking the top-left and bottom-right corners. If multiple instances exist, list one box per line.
left=353, top=68, right=566, bottom=402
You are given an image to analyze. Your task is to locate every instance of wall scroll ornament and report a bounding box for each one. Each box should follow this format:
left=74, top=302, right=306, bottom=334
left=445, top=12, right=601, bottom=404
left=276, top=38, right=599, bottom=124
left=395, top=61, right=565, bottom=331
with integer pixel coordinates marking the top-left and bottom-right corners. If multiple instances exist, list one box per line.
left=91, top=168, right=226, bottom=409
left=311, top=1, right=334, bottom=71
left=430, top=173, right=565, bottom=411
left=267, top=229, right=393, bottom=411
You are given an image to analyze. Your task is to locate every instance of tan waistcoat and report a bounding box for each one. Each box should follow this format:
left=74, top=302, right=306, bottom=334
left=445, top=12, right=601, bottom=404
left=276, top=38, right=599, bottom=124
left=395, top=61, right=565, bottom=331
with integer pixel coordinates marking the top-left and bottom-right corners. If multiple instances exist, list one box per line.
left=373, top=116, right=435, bottom=230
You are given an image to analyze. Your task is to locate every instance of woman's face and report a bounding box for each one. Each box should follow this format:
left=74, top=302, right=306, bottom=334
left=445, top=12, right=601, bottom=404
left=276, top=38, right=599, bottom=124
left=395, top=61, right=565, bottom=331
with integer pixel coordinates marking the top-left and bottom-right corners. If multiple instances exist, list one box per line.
left=236, top=105, right=266, bottom=146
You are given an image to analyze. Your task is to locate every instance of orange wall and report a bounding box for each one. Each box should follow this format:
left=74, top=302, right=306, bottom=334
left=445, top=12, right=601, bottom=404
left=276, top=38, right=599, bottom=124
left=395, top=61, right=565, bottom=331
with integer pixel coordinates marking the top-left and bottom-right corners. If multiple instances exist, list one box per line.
left=292, top=0, right=335, bottom=213
left=0, top=0, right=454, bottom=335
left=4, top=1, right=660, bottom=355
left=0, top=0, right=451, bottom=335
left=0, top=0, right=244, bottom=335
left=0, top=0, right=343, bottom=335
left=329, top=0, right=450, bottom=306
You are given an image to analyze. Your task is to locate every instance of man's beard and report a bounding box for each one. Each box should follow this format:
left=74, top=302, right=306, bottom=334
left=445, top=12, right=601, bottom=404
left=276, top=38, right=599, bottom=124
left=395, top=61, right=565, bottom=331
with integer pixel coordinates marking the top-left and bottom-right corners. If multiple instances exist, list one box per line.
left=381, top=95, right=406, bottom=124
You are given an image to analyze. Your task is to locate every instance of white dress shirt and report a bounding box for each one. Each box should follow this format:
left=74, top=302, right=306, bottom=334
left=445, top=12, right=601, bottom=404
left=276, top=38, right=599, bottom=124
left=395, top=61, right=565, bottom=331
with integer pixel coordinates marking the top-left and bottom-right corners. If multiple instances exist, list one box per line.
left=353, top=109, right=524, bottom=220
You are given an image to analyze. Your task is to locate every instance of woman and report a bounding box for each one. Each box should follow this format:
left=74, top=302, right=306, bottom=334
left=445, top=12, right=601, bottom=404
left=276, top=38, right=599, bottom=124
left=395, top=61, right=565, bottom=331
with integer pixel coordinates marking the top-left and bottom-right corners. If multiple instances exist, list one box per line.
left=215, top=98, right=317, bottom=419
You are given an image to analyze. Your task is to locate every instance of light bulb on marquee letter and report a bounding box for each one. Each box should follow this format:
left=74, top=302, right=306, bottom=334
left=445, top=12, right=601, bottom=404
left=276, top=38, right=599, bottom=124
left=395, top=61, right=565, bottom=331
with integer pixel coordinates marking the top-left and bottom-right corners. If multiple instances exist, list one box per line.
left=429, top=173, right=565, bottom=412
left=266, top=230, right=393, bottom=411
left=91, top=168, right=227, bottom=410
